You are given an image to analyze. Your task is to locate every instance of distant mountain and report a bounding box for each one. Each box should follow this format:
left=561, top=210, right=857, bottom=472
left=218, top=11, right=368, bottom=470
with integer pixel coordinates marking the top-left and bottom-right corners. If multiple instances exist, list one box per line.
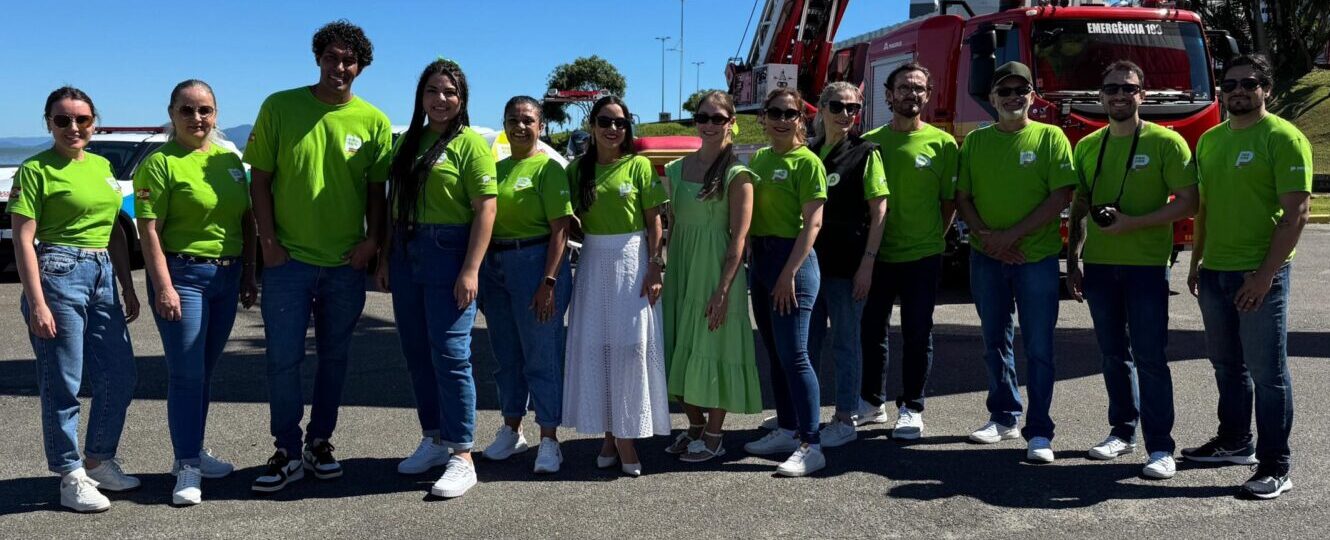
left=222, top=124, right=252, bottom=149
left=0, top=137, right=50, bottom=148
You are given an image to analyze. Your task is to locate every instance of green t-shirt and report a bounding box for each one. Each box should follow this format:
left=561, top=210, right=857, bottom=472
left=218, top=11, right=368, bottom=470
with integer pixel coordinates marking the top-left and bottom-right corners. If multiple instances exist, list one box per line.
left=748, top=146, right=828, bottom=238
left=1196, top=114, right=1313, bottom=271
left=957, top=121, right=1077, bottom=262
left=8, top=149, right=123, bottom=248
left=133, top=141, right=251, bottom=258
left=863, top=123, right=959, bottom=262
left=1073, top=122, right=1196, bottom=267
left=816, top=140, right=891, bottom=200
left=493, top=153, right=573, bottom=239
left=242, top=87, right=393, bottom=267
left=567, top=154, right=668, bottom=235
left=391, top=126, right=499, bottom=225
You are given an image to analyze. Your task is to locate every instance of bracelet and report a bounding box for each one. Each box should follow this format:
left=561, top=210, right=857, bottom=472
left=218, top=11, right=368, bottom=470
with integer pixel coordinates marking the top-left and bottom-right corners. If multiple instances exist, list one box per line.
left=863, top=250, right=878, bottom=259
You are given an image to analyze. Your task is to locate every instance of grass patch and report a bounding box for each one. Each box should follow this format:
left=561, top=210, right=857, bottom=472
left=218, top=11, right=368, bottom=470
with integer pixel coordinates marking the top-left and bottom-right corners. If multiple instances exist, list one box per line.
left=1271, top=69, right=1330, bottom=176
left=1312, top=195, right=1330, bottom=216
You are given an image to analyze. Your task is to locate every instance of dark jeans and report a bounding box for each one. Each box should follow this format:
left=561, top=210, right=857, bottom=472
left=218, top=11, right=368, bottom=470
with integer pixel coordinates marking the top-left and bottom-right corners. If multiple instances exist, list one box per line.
left=1198, top=264, right=1294, bottom=473
left=1082, top=263, right=1175, bottom=454
left=860, top=255, right=941, bottom=412
left=750, top=236, right=822, bottom=445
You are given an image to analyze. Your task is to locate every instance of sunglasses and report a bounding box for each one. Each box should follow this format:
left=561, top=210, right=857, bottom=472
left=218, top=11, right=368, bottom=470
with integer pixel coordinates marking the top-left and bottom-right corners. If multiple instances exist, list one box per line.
left=693, top=112, right=731, bottom=125
left=993, top=86, right=1032, bottom=98
left=51, top=114, right=94, bottom=129
left=763, top=107, right=801, bottom=122
left=827, top=100, right=862, bottom=115
left=177, top=105, right=215, bottom=118
left=1220, top=77, right=1268, bottom=93
left=595, top=116, right=629, bottom=130
left=1100, top=83, right=1141, bottom=96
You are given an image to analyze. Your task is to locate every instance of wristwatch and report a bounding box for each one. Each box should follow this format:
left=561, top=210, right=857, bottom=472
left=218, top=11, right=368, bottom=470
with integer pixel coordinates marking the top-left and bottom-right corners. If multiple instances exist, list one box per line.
left=543, top=276, right=557, bottom=287
left=648, top=254, right=666, bottom=270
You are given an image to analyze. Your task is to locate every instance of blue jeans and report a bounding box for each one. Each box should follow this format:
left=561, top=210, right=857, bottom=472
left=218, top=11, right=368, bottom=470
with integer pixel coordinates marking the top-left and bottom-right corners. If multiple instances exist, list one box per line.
left=262, top=258, right=366, bottom=456
left=21, top=245, right=136, bottom=474
left=750, top=236, right=822, bottom=444
left=1198, top=264, right=1293, bottom=472
left=861, top=255, right=941, bottom=412
left=969, top=251, right=1060, bottom=441
left=478, top=240, right=572, bottom=428
left=1082, top=263, right=1175, bottom=453
left=808, top=277, right=864, bottom=415
left=148, top=257, right=241, bottom=466
left=391, top=224, right=478, bottom=451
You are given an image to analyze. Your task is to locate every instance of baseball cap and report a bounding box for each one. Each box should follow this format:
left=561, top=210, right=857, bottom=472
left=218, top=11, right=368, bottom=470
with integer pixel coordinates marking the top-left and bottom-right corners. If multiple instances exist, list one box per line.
left=992, top=61, right=1033, bottom=89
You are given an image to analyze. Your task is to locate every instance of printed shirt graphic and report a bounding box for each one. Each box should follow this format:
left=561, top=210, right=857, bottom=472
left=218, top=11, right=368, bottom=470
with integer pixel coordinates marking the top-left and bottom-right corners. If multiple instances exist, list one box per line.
left=390, top=126, right=499, bottom=225
left=748, top=146, right=828, bottom=238
left=567, top=154, right=667, bottom=235
left=1073, top=122, right=1196, bottom=266
left=8, top=149, right=122, bottom=248
left=863, top=123, right=959, bottom=262
left=958, top=121, right=1078, bottom=262
left=242, top=87, right=392, bottom=267
left=133, top=141, right=251, bottom=258
left=1195, top=114, right=1313, bottom=271
left=493, top=153, right=573, bottom=239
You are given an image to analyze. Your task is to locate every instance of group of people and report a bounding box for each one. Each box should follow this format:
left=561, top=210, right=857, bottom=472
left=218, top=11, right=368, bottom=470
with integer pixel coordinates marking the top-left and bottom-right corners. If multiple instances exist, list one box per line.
left=10, top=19, right=1311, bottom=513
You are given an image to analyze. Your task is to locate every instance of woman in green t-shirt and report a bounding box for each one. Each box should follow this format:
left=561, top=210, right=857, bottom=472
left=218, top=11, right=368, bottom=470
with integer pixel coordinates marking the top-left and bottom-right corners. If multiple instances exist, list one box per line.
left=132, top=80, right=257, bottom=506
left=562, top=95, right=670, bottom=476
left=376, top=59, right=496, bottom=498
left=9, top=87, right=141, bottom=512
left=475, top=96, right=574, bottom=473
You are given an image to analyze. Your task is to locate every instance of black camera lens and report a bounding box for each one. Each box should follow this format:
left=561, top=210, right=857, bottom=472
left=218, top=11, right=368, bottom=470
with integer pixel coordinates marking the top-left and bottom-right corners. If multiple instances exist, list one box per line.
left=1091, top=204, right=1118, bottom=227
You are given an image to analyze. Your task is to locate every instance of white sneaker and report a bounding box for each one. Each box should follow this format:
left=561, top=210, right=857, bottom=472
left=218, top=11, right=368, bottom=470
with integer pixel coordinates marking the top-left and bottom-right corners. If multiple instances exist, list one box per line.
left=969, top=421, right=1020, bottom=444
left=86, top=459, right=140, bottom=492
left=892, top=406, right=924, bottom=440
left=60, top=468, right=110, bottom=513
left=398, top=437, right=451, bottom=474
left=743, top=429, right=801, bottom=455
left=430, top=456, right=478, bottom=498
left=1143, top=452, right=1176, bottom=479
left=533, top=438, right=563, bottom=474
left=1088, top=436, right=1136, bottom=460
left=854, top=400, right=889, bottom=427
left=482, top=426, right=529, bottom=461
left=776, top=445, right=826, bottom=477
left=758, top=415, right=780, bottom=430
left=173, top=449, right=235, bottom=479
left=172, top=465, right=203, bottom=506
left=1027, top=437, right=1055, bottom=463
left=818, top=421, right=857, bottom=448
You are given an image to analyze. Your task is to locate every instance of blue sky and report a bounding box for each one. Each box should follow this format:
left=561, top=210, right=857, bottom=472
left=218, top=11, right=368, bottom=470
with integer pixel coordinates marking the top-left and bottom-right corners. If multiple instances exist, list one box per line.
left=2, top=0, right=907, bottom=137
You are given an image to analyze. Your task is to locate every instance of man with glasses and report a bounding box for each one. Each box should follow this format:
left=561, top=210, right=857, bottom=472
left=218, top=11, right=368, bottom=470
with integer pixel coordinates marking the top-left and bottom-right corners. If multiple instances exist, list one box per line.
left=1066, top=60, right=1198, bottom=479
left=1182, top=54, right=1312, bottom=499
left=955, top=61, right=1076, bottom=463
left=859, top=63, right=958, bottom=440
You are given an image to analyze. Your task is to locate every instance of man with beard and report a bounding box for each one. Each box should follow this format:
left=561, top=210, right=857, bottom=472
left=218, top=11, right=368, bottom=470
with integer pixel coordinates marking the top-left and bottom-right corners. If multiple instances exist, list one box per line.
left=858, top=63, right=958, bottom=440
left=955, top=62, right=1076, bottom=463
left=1066, top=61, right=1198, bottom=480
left=1182, top=54, right=1312, bottom=500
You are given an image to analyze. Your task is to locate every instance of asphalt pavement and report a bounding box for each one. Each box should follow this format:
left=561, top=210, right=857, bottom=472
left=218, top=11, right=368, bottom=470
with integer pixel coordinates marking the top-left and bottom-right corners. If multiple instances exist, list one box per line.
left=1, top=227, right=1328, bottom=538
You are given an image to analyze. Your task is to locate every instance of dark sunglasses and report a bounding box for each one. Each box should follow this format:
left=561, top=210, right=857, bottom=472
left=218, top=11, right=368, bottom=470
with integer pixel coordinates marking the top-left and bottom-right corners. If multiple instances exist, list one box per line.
left=1100, top=83, right=1141, bottom=96
left=827, top=100, right=862, bottom=115
left=177, top=105, right=215, bottom=118
left=993, top=86, right=1032, bottom=98
left=51, top=114, right=94, bottom=129
left=595, top=115, right=629, bottom=130
left=764, top=107, right=801, bottom=121
left=693, top=112, right=731, bottom=125
left=1220, top=77, right=1268, bottom=93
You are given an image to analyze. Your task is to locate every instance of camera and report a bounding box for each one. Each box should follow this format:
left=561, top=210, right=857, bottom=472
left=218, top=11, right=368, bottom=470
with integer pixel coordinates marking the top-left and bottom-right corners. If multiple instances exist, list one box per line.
left=1091, top=204, right=1119, bottom=228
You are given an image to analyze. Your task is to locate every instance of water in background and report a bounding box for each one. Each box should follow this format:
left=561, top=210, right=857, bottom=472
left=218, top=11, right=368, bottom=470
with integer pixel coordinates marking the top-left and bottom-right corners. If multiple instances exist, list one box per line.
left=0, top=146, right=45, bottom=166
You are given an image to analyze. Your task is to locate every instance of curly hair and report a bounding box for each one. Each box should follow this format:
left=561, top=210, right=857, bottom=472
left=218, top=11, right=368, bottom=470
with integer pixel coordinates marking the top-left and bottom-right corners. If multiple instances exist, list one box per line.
left=312, top=19, right=374, bottom=68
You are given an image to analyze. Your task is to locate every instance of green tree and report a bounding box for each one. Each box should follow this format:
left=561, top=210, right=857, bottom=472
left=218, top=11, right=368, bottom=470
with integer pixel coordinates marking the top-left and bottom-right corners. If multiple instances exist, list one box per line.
left=543, top=56, right=628, bottom=127
left=682, top=89, right=726, bottom=115
left=1266, top=0, right=1330, bottom=80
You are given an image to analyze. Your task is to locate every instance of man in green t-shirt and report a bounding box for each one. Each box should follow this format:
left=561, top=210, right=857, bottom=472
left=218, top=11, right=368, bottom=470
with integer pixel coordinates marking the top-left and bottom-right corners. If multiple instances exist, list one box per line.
left=1066, top=61, right=1198, bottom=480
left=955, top=62, right=1076, bottom=464
left=1181, top=55, right=1312, bottom=500
left=242, top=20, right=393, bottom=494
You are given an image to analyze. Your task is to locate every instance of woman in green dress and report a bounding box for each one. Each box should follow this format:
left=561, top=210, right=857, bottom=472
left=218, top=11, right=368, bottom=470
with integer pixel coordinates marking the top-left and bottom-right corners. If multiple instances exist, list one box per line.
left=662, top=91, right=760, bottom=463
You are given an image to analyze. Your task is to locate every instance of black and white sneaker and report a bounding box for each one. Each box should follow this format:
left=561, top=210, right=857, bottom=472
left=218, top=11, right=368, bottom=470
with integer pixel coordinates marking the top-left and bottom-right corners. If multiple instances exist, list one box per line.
left=1242, top=466, right=1293, bottom=500
left=303, top=439, right=343, bottom=480
left=251, top=450, right=304, bottom=493
left=1180, top=436, right=1258, bottom=465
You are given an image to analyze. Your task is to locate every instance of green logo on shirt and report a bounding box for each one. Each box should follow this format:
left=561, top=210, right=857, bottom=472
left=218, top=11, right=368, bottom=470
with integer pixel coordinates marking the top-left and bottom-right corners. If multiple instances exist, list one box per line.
left=1132, top=155, right=1150, bottom=169
left=773, top=169, right=789, bottom=181
left=1235, top=150, right=1254, bottom=168
left=915, top=155, right=931, bottom=168
left=1019, top=151, right=1036, bottom=167
left=827, top=173, right=841, bottom=186
left=344, top=134, right=363, bottom=156
left=618, top=183, right=633, bottom=198
left=514, top=177, right=533, bottom=190
left=228, top=168, right=246, bottom=182
left=106, top=177, right=121, bottom=194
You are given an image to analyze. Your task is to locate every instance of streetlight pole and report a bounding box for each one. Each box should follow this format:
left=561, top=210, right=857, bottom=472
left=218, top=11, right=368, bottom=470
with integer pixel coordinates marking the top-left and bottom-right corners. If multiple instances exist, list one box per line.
left=655, top=36, right=671, bottom=121
left=692, top=61, right=705, bottom=93
left=678, top=0, right=685, bottom=120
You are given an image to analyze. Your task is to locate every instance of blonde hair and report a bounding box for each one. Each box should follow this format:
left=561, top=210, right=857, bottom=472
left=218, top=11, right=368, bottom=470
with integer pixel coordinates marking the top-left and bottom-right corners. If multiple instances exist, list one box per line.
left=166, top=79, right=229, bottom=147
left=813, top=81, right=862, bottom=138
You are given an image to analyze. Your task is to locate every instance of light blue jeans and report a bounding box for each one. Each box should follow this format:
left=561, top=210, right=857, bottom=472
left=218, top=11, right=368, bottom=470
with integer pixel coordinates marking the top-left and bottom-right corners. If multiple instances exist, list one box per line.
left=808, top=277, right=865, bottom=415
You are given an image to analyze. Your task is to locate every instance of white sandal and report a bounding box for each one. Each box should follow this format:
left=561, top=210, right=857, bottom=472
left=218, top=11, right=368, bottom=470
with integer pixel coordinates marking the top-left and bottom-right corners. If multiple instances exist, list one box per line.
left=680, top=432, right=727, bottom=463
left=665, top=425, right=704, bottom=455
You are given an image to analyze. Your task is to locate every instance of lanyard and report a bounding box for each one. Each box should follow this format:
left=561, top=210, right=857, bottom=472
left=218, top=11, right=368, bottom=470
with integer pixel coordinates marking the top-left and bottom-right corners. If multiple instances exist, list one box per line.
left=1087, top=121, right=1143, bottom=205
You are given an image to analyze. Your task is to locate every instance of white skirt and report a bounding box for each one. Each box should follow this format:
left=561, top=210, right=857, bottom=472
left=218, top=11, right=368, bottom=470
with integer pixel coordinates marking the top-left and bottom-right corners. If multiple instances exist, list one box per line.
left=562, top=231, right=671, bottom=439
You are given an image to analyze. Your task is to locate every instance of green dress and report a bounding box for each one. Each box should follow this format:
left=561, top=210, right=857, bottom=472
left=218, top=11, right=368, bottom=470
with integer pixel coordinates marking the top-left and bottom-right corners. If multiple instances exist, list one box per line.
left=662, top=158, right=762, bottom=414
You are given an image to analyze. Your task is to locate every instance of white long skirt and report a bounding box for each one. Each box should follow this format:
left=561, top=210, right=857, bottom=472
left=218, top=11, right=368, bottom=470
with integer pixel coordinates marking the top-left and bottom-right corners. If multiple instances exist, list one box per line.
left=562, top=231, right=671, bottom=439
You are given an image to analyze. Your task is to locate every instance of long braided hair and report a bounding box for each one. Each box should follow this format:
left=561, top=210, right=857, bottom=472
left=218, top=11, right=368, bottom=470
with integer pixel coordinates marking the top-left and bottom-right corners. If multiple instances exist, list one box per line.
left=574, top=95, right=635, bottom=215
left=694, top=90, right=739, bottom=201
left=389, top=58, right=470, bottom=238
